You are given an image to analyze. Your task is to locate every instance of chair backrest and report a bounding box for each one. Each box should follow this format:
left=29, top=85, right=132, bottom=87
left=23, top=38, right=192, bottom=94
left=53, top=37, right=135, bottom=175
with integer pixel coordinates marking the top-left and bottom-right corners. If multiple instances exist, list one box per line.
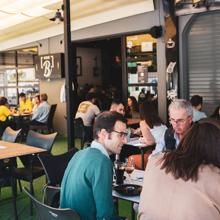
left=43, top=185, right=61, bottom=208
left=47, top=104, right=57, bottom=129
left=38, top=148, right=77, bottom=186
left=26, top=130, right=58, bottom=151
left=73, top=118, right=86, bottom=147
left=23, top=187, right=81, bottom=220
left=2, top=127, right=21, bottom=143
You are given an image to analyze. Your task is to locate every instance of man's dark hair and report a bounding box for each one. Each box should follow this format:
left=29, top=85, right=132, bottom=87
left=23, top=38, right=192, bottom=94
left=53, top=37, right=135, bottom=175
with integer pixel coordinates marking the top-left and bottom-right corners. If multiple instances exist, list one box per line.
left=190, top=95, right=203, bottom=107
left=0, top=96, right=8, bottom=106
left=40, top=93, right=48, bottom=101
left=93, top=111, right=127, bottom=139
left=85, top=92, right=97, bottom=101
left=111, top=99, right=124, bottom=106
left=161, top=118, right=220, bottom=181
left=19, top=92, right=26, bottom=98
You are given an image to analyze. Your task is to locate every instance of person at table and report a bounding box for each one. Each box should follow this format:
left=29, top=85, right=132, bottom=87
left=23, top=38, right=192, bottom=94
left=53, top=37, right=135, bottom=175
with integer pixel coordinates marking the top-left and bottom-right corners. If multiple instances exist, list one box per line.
left=61, top=111, right=128, bottom=220
left=138, top=118, right=220, bottom=220
left=110, top=100, right=125, bottom=116
left=129, top=101, right=167, bottom=169
left=75, top=92, right=100, bottom=142
left=19, top=92, right=33, bottom=113
left=32, top=94, right=41, bottom=113
left=190, top=95, right=207, bottom=122
left=30, top=93, right=50, bottom=125
left=0, top=96, right=15, bottom=136
left=126, top=96, right=139, bottom=119
left=157, top=99, right=193, bottom=153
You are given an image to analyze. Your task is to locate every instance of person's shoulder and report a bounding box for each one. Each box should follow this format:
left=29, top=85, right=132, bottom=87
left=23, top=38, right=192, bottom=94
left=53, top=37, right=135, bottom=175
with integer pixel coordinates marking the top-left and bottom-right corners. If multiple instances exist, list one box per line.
left=147, top=153, right=164, bottom=170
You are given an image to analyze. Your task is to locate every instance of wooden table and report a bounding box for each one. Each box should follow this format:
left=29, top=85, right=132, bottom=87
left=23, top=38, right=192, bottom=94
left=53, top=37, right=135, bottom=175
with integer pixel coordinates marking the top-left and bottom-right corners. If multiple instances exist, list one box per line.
left=10, top=113, right=32, bottom=130
left=0, top=140, right=46, bottom=160
left=0, top=140, right=46, bottom=220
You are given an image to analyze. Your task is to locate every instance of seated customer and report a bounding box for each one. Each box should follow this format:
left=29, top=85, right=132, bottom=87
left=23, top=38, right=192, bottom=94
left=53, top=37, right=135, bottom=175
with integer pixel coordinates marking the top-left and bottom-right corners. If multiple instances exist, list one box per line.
left=126, top=96, right=139, bottom=119
left=61, top=111, right=128, bottom=220
left=19, top=92, right=33, bottom=113
left=138, top=118, right=220, bottom=220
left=190, top=95, right=207, bottom=122
left=31, top=93, right=50, bottom=125
left=109, top=100, right=125, bottom=116
left=32, top=94, right=41, bottom=113
left=129, top=101, right=167, bottom=169
left=75, top=93, right=100, bottom=141
left=0, top=96, right=14, bottom=136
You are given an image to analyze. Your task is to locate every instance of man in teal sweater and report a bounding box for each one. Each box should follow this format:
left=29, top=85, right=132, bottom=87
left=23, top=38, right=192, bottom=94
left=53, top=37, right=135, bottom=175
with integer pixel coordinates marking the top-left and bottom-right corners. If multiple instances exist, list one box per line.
left=61, top=111, right=128, bottom=220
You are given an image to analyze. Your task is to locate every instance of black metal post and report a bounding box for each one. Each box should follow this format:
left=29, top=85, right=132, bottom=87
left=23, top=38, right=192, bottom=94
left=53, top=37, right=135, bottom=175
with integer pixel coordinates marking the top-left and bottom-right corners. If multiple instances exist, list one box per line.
left=63, top=0, right=77, bottom=149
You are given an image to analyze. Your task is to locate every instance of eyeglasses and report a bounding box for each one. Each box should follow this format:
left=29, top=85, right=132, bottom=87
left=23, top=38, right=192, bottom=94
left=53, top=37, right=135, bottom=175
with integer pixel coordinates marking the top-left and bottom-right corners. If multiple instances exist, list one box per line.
left=112, top=130, right=128, bottom=138
left=169, top=117, right=189, bottom=125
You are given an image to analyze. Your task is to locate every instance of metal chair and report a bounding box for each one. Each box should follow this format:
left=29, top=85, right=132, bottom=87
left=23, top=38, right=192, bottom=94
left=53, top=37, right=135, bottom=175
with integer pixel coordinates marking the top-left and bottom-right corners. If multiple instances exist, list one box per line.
left=30, top=104, right=57, bottom=133
left=0, top=161, right=18, bottom=220
left=13, top=130, right=58, bottom=215
left=1, top=126, right=22, bottom=195
left=38, top=149, right=77, bottom=208
left=73, top=118, right=86, bottom=149
left=0, top=127, right=21, bottom=220
left=23, top=187, right=81, bottom=220
left=38, top=148, right=77, bottom=187
left=2, top=126, right=22, bottom=143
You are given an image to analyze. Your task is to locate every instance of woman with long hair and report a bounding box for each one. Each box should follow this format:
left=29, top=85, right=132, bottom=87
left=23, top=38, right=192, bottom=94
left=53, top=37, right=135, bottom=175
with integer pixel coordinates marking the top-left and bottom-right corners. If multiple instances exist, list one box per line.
left=126, top=96, right=139, bottom=119
left=138, top=118, right=220, bottom=220
left=130, top=101, right=167, bottom=169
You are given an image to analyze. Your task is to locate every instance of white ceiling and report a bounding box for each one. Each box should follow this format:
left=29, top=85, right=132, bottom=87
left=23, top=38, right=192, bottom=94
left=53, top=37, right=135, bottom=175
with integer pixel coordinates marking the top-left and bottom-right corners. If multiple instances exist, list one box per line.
left=0, top=0, right=155, bottom=51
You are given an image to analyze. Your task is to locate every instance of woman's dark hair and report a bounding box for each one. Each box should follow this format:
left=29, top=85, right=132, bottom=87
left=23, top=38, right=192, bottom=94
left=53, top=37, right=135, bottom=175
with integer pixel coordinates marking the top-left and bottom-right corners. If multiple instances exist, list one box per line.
left=210, top=106, right=220, bottom=120
left=139, top=101, right=163, bottom=128
left=0, top=96, right=8, bottom=106
left=160, top=118, right=220, bottom=181
left=93, top=111, right=127, bottom=139
left=128, top=96, right=139, bottom=112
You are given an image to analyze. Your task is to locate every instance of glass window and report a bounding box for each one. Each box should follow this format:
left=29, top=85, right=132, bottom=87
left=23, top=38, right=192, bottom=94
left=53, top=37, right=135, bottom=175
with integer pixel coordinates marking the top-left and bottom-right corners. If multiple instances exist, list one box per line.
left=0, top=47, right=39, bottom=105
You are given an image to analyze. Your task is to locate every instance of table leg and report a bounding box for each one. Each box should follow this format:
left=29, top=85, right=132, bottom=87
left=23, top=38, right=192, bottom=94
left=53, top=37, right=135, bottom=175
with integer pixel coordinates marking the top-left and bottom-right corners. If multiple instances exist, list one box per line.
left=131, top=202, right=135, bottom=220
left=10, top=165, right=18, bottom=220
left=140, top=149, right=145, bottom=170
left=113, top=197, right=119, bottom=214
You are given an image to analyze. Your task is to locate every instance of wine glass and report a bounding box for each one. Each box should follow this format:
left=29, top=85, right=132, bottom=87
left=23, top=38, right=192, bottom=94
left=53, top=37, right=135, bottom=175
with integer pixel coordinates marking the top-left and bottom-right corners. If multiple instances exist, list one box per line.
left=125, top=157, right=135, bottom=183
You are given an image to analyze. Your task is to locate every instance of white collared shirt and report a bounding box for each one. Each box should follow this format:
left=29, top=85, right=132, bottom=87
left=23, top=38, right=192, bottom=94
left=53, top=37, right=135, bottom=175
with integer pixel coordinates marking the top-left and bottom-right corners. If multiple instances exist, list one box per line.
left=90, top=140, right=109, bottom=159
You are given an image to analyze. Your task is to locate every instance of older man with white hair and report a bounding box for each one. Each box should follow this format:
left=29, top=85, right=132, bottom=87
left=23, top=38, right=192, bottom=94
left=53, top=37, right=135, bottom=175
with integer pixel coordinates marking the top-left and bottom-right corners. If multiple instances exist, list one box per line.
left=153, top=99, right=193, bottom=154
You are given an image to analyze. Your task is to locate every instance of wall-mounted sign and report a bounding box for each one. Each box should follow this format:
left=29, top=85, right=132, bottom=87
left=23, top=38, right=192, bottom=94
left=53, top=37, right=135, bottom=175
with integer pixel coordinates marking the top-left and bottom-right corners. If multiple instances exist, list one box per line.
left=34, top=53, right=64, bottom=80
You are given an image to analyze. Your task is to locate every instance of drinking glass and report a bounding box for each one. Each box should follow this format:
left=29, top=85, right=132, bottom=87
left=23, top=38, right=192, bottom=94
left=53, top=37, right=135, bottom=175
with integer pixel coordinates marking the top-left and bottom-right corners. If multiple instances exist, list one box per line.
left=114, top=161, right=125, bottom=185
left=125, top=157, right=135, bottom=183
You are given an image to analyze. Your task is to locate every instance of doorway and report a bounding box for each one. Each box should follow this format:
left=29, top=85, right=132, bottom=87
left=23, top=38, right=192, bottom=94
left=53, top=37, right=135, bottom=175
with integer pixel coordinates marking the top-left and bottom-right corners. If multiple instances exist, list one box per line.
left=74, top=37, right=123, bottom=96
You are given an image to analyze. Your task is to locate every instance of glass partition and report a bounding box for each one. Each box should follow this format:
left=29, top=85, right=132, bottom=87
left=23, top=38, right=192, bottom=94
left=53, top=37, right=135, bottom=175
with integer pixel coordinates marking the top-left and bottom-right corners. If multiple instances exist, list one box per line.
left=0, top=47, right=39, bottom=105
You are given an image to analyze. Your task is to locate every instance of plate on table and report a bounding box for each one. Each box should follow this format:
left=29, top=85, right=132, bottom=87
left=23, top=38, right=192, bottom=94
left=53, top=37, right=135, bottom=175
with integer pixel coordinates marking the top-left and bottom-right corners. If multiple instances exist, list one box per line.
left=113, top=184, right=142, bottom=196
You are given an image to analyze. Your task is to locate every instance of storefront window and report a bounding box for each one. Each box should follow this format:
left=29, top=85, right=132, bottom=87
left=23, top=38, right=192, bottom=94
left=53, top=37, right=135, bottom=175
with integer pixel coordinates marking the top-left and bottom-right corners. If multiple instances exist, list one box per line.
left=0, top=47, right=39, bottom=105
